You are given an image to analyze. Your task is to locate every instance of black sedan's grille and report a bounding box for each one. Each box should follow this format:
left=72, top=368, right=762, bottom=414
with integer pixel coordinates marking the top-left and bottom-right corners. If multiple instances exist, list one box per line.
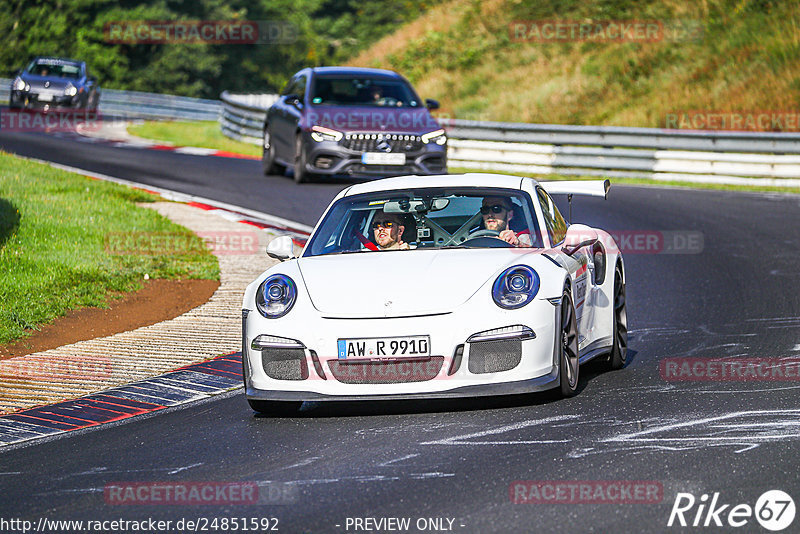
left=344, top=133, right=423, bottom=153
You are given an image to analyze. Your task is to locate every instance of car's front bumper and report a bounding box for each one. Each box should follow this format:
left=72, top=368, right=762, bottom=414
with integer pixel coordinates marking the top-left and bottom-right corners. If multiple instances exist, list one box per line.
left=300, top=131, right=447, bottom=178
left=10, top=90, right=83, bottom=109
left=243, top=296, right=562, bottom=401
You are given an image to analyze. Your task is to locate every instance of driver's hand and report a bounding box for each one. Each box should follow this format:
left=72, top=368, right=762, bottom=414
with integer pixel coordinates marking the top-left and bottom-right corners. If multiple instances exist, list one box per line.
left=398, top=240, right=410, bottom=250
left=499, top=229, right=519, bottom=246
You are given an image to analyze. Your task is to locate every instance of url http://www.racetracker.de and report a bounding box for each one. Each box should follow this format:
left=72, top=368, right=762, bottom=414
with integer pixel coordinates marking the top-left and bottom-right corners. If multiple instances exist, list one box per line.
left=0, top=516, right=281, bottom=533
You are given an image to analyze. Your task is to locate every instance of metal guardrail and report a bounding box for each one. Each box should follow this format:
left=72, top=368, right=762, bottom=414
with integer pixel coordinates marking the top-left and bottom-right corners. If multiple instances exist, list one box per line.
left=217, top=93, right=800, bottom=186
left=218, top=91, right=278, bottom=145
left=0, top=77, right=220, bottom=121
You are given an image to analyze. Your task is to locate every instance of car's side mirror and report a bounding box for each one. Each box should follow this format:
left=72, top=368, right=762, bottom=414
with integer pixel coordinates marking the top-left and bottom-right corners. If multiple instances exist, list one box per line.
left=425, top=98, right=440, bottom=110
left=562, top=224, right=598, bottom=256
left=266, top=235, right=296, bottom=261
left=285, top=94, right=302, bottom=108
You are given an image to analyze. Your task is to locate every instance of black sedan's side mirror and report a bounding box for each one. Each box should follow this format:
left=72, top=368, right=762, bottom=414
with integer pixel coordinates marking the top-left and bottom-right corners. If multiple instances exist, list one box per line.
left=425, top=98, right=440, bottom=110
left=285, top=94, right=302, bottom=108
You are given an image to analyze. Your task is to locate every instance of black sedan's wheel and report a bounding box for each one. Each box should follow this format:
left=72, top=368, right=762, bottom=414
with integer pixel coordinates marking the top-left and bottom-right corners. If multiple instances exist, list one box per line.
left=293, top=134, right=312, bottom=184
left=558, top=289, right=580, bottom=397
left=608, top=263, right=628, bottom=370
left=262, top=127, right=286, bottom=176
left=248, top=399, right=302, bottom=416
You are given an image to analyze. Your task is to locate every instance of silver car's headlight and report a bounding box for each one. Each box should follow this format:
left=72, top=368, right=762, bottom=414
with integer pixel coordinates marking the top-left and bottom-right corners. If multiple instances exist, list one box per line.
left=64, top=84, right=78, bottom=96
left=310, top=125, right=343, bottom=142
left=421, top=128, right=447, bottom=145
left=492, top=265, right=540, bottom=309
left=13, top=77, right=27, bottom=91
left=255, top=274, right=297, bottom=318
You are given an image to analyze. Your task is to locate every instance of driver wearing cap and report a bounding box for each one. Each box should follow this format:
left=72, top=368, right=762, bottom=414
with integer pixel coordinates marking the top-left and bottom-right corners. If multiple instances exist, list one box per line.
left=481, top=197, right=531, bottom=247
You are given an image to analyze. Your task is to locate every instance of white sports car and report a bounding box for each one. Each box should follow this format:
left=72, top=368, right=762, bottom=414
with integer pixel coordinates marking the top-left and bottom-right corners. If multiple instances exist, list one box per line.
left=242, top=173, right=626, bottom=413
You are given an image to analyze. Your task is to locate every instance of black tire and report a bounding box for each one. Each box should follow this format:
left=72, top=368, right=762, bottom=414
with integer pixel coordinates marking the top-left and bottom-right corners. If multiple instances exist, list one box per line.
left=262, top=126, right=286, bottom=176
left=608, top=263, right=628, bottom=370
left=248, top=399, right=302, bottom=415
left=558, top=288, right=580, bottom=397
left=293, top=134, right=312, bottom=184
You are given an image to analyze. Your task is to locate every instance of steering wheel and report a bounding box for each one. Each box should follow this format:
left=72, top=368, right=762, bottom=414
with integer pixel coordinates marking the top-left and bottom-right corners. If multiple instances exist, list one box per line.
left=468, top=229, right=501, bottom=238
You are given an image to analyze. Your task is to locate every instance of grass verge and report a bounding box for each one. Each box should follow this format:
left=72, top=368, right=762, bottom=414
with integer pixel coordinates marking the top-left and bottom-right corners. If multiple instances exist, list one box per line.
left=0, top=151, right=220, bottom=346
left=127, top=120, right=262, bottom=157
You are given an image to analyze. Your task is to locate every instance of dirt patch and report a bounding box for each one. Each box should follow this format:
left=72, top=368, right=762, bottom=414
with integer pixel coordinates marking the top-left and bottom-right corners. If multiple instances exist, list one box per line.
left=0, top=278, right=219, bottom=359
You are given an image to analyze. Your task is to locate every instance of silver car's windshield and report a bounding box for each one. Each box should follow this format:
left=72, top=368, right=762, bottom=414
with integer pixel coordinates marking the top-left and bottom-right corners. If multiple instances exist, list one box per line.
left=304, top=188, right=543, bottom=257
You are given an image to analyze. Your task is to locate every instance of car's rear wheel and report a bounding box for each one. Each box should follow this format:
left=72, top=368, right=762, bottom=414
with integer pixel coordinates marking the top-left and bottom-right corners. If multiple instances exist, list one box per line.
left=608, top=263, right=628, bottom=370
left=262, top=126, right=286, bottom=176
left=558, top=288, right=580, bottom=397
left=248, top=399, right=302, bottom=415
left=293, top=134, right=312, bottom=184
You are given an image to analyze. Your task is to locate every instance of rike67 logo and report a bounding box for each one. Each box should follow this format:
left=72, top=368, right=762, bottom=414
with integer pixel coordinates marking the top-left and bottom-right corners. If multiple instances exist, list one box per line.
left=668, top=490, right=795, bottom=531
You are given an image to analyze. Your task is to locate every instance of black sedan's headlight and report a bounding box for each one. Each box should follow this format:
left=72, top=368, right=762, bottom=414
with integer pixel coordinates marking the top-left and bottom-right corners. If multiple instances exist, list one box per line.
left=255, top=274, right=297, bottom=318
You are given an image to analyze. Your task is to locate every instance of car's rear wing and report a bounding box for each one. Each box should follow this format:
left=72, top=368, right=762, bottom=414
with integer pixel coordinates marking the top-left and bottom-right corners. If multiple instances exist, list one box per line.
left=540, top=179, right=610, bottom=199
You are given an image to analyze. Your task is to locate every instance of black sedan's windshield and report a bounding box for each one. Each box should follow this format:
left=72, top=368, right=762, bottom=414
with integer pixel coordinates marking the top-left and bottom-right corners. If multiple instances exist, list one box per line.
left=310, top=77, right=421, bottom=107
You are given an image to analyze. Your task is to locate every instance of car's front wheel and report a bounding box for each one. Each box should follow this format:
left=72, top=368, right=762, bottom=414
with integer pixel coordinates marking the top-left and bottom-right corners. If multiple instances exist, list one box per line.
left=558, top=288, right=580, bottom=397
left=608, top=263, right=627, bottom=370
left=248, top=399, right=302, bottom=416
left=262, top=126, right=286, bottom=176
left=293, top=134, right=312, bottom=184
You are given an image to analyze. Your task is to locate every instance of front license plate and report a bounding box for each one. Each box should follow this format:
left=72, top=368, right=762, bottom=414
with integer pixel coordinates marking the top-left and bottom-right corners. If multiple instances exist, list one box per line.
left=361, top=152, right=406, bottom=165
left=37, top=93, right=53, bottom=102
left=337, top=336, right=430, bottom=359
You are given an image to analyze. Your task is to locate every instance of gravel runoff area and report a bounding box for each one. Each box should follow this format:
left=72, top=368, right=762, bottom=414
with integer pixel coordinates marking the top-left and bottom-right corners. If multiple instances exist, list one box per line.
left=0, top=202, right=277, bottom=414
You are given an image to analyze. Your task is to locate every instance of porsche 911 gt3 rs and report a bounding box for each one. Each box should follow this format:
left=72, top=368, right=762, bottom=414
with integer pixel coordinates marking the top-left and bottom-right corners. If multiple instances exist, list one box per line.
left=242, top=173, right=627, bottom=413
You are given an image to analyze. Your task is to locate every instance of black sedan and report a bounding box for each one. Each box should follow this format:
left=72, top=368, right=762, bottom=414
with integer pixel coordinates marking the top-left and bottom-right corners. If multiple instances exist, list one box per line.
left=263, top=67, right=447, bottom=183
left=9, top=57, right=100, bottom=111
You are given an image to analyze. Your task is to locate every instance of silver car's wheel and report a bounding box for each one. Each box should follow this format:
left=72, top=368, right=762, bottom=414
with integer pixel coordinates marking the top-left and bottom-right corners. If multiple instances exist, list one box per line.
left=558, top=289, right=580, bottom=397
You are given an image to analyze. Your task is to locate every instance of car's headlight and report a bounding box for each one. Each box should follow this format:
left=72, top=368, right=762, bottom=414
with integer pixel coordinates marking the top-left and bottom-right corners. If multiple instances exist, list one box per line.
left=492, top=265, right=540, bottom=309
left=64, top=84, right=78, bottom=96
left=13, top=77, right=27, bottom=91
left=310, top=125, right=343, bottom=142
left=255, top=274, right=297, bottom=318
left=421, top=128, right=447, bottom=145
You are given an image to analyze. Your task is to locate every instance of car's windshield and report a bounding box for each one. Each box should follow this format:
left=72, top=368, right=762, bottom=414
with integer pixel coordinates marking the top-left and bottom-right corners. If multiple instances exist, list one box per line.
left=26, top=59, right=81, bottom=79
left=310, top=76, right=420, bottom=107
left=304, top=188, right=543, bottom=257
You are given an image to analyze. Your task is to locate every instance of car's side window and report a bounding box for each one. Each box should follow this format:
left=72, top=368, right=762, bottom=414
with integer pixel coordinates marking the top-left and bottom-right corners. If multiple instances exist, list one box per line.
left=291, top=75, right=307, bottom=100
left=536, top=187, right=568, bottom=245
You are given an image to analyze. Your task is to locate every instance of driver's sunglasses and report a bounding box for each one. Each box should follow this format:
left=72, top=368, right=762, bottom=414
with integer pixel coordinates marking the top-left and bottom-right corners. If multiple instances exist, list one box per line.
left=480, top=204, right=507, bottom=215
left=372, top=220, right=396, bottom=229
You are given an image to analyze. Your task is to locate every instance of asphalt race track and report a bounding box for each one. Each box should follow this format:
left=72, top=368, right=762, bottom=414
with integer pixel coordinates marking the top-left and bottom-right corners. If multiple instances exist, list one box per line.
left=2, top=130, right=800, bottom=532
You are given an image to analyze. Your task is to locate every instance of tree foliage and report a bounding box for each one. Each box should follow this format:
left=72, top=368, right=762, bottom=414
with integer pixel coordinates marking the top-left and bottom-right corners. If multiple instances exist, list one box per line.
left=0, top=0, right=440, bottom=97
